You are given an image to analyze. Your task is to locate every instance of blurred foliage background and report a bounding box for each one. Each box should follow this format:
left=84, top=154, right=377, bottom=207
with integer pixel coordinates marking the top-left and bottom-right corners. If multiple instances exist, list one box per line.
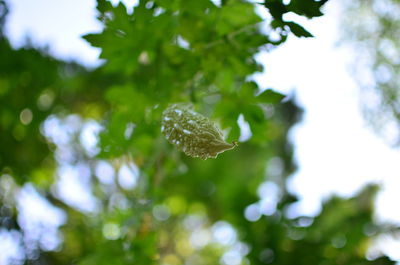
left=0, top=0, right=399, bottom=264
left=340, top=0, right=400, bottom=146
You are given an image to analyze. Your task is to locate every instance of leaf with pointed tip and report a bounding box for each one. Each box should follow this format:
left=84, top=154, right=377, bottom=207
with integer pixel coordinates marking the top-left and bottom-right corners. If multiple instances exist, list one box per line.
left=287, top=0, right=329, bottom=18
left=263, top=0, right=288, bottom=21
left=285, top=21, right=314, bottom=38
left=256, top=89, right=285, bottom=104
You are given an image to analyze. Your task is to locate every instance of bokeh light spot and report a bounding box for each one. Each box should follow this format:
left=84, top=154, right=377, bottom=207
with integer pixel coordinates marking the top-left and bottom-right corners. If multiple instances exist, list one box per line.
left=19, top=108, right=32, bottom=125
left=212, top=221, right=237, bottom=246
left=152, top=205, right=171, bottom=221
left=244, top=203, right=261, bottom=222
left=102, top=223, right=120, bottom=240
left=118, top=163, right=139, bottom=190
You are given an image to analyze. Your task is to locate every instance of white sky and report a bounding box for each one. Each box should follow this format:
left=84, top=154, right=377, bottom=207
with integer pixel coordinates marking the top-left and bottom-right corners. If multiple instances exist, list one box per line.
left=4, top=0, right=103, bottom=66
left=4, top=0, right=400, bottom=261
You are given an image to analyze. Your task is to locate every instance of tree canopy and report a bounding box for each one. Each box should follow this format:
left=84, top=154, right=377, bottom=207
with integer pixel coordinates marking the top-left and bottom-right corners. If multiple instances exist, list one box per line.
left=0, top=0, right=398, bottom=264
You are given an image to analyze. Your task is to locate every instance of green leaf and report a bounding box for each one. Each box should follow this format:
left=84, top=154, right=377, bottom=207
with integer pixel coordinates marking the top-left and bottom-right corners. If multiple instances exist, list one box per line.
left=256, top=89, right=285, bottom=104
left=217, top=2, right=262, bottom=35
left=227, top=123, right=240, bottom=143
left=287, top=0, right=329, bottom=18
left=82, top=34, right=102, bottom=48
left=244, top=104, right=265, bottom=124
left=263, top=0, right=288, bottom=21
left=285, top=21, right=314, bottom=38
left=96, top=0, right=114, bottom=14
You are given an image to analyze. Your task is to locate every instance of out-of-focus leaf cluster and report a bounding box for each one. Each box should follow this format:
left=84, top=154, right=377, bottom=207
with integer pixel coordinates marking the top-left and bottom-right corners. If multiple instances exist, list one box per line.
left=83, top=0, right=286, bottom=160
left=340, top=0, right=400, bottom=146
left=263, top=0, right=329, bottom=40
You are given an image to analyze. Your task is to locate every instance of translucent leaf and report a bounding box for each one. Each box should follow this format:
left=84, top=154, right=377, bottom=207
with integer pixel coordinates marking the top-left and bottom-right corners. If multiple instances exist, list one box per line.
left=161, top=104, right=237, bottom=159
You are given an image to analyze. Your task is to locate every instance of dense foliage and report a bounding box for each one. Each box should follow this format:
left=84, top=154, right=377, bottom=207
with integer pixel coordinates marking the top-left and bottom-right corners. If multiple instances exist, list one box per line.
left=0, top=0, right=398, bottom=264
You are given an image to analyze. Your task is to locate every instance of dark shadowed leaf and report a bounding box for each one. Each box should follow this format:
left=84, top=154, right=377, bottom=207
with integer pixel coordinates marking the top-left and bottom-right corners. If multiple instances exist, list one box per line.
left=285, top=21, right=314, bottom=37
left=256, top=89, right=285, bottom=103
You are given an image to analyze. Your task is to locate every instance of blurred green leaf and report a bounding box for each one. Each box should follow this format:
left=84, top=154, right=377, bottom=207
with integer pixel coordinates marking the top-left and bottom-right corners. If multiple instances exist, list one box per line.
left=264, top=0, right=288, bottom=21
left=256, top=89, right=285, bottom=103
left=285, top=21, right=314, bottom=38
left=288, top=0, right=328, bottom=18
